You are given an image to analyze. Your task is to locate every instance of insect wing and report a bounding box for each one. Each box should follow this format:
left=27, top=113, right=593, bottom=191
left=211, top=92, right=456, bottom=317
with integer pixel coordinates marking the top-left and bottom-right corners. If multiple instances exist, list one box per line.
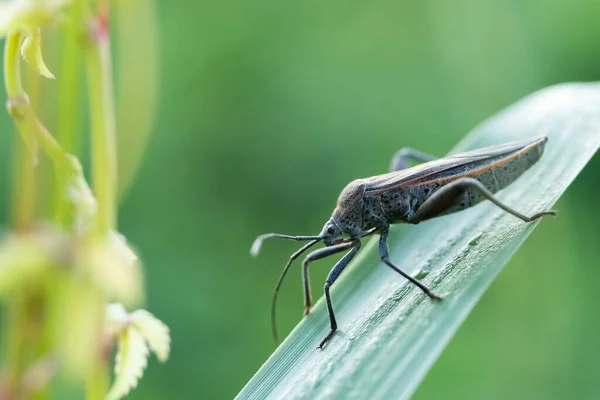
left=365, top=136, right=546, bottom=193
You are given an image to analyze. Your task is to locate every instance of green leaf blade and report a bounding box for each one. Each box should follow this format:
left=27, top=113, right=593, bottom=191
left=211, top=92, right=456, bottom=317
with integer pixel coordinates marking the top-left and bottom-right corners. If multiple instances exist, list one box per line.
left=237, top=83, right=600, bottom=400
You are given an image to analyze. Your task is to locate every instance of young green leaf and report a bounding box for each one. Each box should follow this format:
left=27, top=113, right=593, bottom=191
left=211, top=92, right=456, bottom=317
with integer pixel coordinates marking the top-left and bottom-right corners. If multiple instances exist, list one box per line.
left=21, top=27, right=55, bottom=79
left=237, top=83, right=600, bottom=400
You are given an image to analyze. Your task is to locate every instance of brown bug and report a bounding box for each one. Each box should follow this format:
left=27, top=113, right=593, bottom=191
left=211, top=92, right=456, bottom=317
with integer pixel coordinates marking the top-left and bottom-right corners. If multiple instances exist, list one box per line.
left=251, top=136, right=556, bottom=349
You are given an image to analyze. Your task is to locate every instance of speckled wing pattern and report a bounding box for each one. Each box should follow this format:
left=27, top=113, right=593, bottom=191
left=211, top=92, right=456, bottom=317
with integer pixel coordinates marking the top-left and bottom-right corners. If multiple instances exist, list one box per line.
left=364, top=137, right=545, bottom=194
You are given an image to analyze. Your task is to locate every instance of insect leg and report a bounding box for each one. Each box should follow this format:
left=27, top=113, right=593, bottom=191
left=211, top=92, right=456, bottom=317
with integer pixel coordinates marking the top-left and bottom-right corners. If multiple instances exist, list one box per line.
left=308, top=239, right=362, bottom=349
left=270, top=239, right=320, bottom=344
left=390, top=148, right=438, bottom=171
left=409, top=177, right=557, bottom=223
left=301, top=242, right=354, bottom=316
left=379, top=229, right=442, bottom=301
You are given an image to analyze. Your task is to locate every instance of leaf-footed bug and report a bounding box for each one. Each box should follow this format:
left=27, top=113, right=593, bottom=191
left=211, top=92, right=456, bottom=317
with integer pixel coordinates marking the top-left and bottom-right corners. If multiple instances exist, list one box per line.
left=251, top=136, right=556, bottom=349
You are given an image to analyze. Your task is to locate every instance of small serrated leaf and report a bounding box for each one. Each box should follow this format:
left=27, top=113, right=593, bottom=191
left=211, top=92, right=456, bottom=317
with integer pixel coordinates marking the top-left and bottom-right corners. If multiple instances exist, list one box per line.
left=131, top=310, right=171, bottom=363
left=106, top=327, right=149, bottom=400
left=21, top=28, right=54, bottom=79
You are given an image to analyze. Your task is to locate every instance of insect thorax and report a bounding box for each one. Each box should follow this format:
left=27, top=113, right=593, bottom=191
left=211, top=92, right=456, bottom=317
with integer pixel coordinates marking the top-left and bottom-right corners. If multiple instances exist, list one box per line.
left=333, top=181, right=415, bottom=233
left=331, top=180, right=366, bottom=236
left=377, top=189, right=413, bottom=224
left=356, top=195, right=387, bottom=230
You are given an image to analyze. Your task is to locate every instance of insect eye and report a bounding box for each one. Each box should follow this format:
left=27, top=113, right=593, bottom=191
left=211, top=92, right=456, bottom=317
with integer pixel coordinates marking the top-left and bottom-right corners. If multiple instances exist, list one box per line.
left=327, top=226, right=336, bottom=235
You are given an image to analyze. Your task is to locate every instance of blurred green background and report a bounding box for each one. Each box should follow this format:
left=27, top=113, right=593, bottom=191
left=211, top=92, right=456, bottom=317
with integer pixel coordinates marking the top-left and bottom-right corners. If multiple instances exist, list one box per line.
left=3, top=0, right=600, bottom=399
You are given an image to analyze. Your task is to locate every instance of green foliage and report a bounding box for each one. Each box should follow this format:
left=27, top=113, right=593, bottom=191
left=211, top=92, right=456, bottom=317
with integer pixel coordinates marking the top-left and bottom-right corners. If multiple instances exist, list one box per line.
left=237, top=83, right=600, bottom=399
left=1, top=1, right=599, bottom=399
left=0, top=0, right=167, bottom=398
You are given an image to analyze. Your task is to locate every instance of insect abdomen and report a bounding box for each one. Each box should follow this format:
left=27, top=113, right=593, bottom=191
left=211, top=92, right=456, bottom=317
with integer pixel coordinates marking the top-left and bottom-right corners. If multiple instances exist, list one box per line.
left=483, top=138, right=546, bottom=189
left=408, top=138, right=546, bottom=219
left=464, top=137, right=545, bottom=198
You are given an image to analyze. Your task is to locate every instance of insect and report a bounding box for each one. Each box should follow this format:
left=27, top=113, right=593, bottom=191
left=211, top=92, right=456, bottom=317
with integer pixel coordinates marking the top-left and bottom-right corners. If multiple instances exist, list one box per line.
left=251, top=136, right=556, bottom=349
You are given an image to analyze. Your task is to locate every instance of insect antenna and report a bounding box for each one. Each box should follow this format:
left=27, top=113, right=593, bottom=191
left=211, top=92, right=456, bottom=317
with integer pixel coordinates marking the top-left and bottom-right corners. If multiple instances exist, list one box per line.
left=250, top=233, right=321, bottom=257
left=270, top=239, right=320, bottom=343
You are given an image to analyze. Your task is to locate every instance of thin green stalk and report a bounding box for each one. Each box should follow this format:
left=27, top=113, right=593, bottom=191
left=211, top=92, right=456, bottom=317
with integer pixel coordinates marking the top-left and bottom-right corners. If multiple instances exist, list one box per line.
left=9, top=119, right=36, bottom=230
left=22, top=59, right=49, bottom=400
left=85, top=11, right=117, bottom=234
left=5, top=32, right=36, bottom=233
left=5, top=295, right=28, bottom=395
left=4, top=33, right=23, bottom=95
left=82, top=2, right=118, bottom=396
left=55, top=18, right=82, bottom=226
left=57, top=24, right=80, bottom=154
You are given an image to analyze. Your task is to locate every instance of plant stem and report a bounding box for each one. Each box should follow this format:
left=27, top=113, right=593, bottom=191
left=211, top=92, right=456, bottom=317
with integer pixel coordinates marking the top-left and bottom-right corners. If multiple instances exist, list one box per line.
left=6, top=32, right=36, bottom=230
left=9, top=140, right=36, bottom=229
left=4, top=33, right=23, bottom=95
left=82, top=2, right=118, bottom=396
left=85, top=8, right=117, bottom=234
left=57, top=26, right=80, bottom=155
left=55, top=16, right=82, bottom=226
